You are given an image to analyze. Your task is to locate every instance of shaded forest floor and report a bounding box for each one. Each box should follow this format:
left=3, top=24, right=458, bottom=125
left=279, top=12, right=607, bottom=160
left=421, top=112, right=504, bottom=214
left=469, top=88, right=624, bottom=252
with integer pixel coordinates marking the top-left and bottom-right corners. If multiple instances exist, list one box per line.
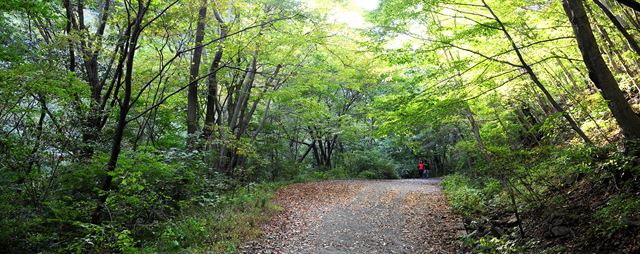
left=523, top=175, right=640, bottom=253
left=242, top=179, right=465, bottom=253
left=452, top=173, right=640, bottom=254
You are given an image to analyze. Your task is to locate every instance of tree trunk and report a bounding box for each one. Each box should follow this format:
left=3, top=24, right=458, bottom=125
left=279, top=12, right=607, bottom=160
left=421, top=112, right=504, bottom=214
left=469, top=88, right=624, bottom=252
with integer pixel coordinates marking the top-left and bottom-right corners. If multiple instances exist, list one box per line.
left=299, top=141, right=315, bottom=163
left=595, top=0, right=640, bottom=58
left=543, top=63, right=613, bottom=142
left=516, top=106, right=541, bottom=147
left=72, top=0, right=113, bottom=155
left=505, top=178, right=525, bottom=238
left=241, top=65, right=281, bottom=140
left=187, top=1, right=207, bottom=148
left=463, top=106, right=490, bottom=161
left=18, top=96, right=47, bottom=184
left=622, top=8, right=640, bottom=32
left=483, top=0, right=593, bottom=144
left=563, top=0, right=640, bottom=145
left=91, top=1, right=147, bottom=224
left=203, top=9, right=228, bottom=139
left=230, top=54, right=257, bottom=132
left=596, top=20, right=638, bottom=86
left=615, top=0, right=640, bottom=16
left=556, top=59, right=581, bottom=92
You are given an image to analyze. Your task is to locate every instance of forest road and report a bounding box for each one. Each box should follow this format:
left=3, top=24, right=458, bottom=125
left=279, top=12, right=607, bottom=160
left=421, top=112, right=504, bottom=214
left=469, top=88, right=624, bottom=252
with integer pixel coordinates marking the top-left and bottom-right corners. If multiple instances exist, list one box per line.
left=242, top=179, right=465, bottom=254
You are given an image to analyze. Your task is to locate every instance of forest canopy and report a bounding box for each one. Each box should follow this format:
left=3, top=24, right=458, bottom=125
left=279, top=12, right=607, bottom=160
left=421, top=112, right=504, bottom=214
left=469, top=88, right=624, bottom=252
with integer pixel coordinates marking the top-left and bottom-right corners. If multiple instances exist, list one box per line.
left=1, top=0, right=640, bottom=252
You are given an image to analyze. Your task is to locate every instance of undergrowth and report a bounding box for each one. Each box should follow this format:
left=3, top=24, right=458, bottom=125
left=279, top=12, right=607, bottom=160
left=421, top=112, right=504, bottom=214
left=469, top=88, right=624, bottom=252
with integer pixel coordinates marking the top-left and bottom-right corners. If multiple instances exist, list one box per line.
left=143, top=182, right=285, bottom=253
left=442, top=144, right=640, bottom=253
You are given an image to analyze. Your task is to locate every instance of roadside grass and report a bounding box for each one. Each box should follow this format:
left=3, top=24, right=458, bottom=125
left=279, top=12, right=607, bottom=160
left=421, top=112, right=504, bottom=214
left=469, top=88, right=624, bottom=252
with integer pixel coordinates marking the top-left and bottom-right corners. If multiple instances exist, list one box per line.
left=142, top=182, right=285, bottom=253
left=141, top=171, right=357, bottom=253
left=138, top=162, right=406, bottom=254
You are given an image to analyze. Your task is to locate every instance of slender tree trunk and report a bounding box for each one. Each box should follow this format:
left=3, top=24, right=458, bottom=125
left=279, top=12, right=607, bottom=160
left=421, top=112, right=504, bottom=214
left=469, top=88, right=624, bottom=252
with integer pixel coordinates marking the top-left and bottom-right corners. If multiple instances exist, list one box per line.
left=91, top=1, right=148, bottom=224
left=596, top=24, right=624, bottom=72
left=587, top=2, right=640, bottom=91
left=220, top=53, right=257, bottom=173
left=74, top=0, right=113, bottom=154
left=203, top=9, right=228, bottom=139
left=483, top=0, right=593, bottom=144
left=463, top=106, right=490, bottom=161
left=526, top=83, right=555, bottom=115
left=312, top=142, right=321, bottom=166
left=240, top=65, right=281, bottom=140
left=64, top=0, right=76, bottom=73
left=556, top=59, right=582, bottom=92
left=564, top=0, right=640, bottom=146
left=18, top=96, right=47, bottom=184
left=299, top=141, right=315, bottom=163
left=251, top=99, right=272, bottom=141
left=230, top=54, right=257, bottom=132
left=622, top=8, right=640, bottom=32
left=595, top=0, right=640, bottom=57
left=187, top=1, right=207, bottom=148
left=505, top=178, right=525, bottom=238
left=543, top=63, right=613, bottom=142
left=516, top=106, right=541, bottom=147
left=616, top=0, right=640, bottom=12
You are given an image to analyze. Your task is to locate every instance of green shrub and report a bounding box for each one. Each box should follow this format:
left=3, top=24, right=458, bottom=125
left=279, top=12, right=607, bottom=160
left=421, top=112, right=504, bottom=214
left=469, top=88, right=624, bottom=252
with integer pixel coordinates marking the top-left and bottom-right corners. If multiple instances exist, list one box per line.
left=255, top=159, right=304, bottom=181
left=595, top=195, right=640, bottom=237
left=326, top=167, right=349, bottom=179
left=66, top=223, right=139, bottom=254
left=358, top=170, right=377, bottom=179
left=157, top=217, right=207, bottom=251
left=475, top=235, right=520, bottom=254
left=481, top=178, right=502, bottom=198
left=341, top=150, right=399, bottom=179
left=442, top=174, right=487, bottom=217
left=148, top=182, right=283, bottom=253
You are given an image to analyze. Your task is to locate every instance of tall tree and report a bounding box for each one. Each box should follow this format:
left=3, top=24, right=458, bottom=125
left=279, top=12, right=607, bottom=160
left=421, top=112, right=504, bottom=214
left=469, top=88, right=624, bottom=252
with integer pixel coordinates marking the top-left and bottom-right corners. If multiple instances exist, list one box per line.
left=482, top=0, right=593, bottom=144
left=593, top=0, right=640, bottom=57
left=92, top=0, right=151, bottom=224
left=64, top=0, right=115, bottom=154
left=563, top=0, right=640, bottom=144
left=187, top=1, right=208, bottom=148
left=616, top=0, right=640, bottom=12
left=203, top=7, right=228, bottom=140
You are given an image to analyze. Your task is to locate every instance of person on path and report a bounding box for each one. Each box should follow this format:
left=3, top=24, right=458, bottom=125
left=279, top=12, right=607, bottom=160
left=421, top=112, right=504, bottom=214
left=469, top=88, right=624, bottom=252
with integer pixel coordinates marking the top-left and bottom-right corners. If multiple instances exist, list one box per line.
left=424, top=162, right=430, bottom=178
left=418, top=160, right=425, bottom=178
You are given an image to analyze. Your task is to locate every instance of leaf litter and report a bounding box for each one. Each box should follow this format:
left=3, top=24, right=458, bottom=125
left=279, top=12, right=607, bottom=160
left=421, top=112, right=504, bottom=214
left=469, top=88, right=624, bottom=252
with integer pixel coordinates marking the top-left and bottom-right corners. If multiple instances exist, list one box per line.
left=241, top=179, right=463, bottom=253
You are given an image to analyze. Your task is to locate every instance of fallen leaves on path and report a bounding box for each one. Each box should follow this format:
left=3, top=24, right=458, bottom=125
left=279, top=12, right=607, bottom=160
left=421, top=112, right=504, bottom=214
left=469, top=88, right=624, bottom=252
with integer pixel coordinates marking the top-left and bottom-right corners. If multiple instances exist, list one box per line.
left=241, top=179, right=463, bottom=254
left=242, top=181, right=364, bottom=253
left=402, top=190, right=465, bottom=254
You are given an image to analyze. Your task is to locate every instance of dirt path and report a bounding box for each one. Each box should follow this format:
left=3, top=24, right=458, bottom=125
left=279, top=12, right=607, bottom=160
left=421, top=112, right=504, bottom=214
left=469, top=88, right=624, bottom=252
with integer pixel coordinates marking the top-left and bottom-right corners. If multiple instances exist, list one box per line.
left=242, top=179, right=465, bottom=254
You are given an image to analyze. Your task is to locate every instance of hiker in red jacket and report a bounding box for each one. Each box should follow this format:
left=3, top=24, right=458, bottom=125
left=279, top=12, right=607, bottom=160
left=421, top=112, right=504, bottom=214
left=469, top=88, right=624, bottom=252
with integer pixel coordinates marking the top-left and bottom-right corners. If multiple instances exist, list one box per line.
left=418, top=160, right=425, bottom=178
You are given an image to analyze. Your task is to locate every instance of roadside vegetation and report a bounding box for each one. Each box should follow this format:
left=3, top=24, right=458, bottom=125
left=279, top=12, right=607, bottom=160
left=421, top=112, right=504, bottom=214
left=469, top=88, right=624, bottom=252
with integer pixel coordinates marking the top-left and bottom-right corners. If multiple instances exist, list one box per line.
left=3, top=0, right=640, bottom=253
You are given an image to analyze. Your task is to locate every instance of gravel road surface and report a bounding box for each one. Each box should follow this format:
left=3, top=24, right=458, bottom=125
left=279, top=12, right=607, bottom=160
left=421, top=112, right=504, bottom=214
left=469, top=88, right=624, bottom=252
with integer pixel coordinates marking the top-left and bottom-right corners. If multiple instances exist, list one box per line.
left=242, top=179, right=464, bottom=254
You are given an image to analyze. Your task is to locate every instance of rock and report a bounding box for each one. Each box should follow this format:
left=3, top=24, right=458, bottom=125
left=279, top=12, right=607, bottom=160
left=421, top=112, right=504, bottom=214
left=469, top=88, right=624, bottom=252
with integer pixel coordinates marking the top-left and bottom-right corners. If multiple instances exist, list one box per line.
left=506, top=214, right=518, bottom=225
left=489, top=225, right=505, bottom=236
left=463, top=218, right=473, bottom=228
left=543, top=230, right=553, bottom=238
left=550, top=226, right=571, bottom=237
left=564, top=175, right=576, bottom=186
left=551, top=217, right=565, bottom=226
left=560, top=172, right=584, bottom=186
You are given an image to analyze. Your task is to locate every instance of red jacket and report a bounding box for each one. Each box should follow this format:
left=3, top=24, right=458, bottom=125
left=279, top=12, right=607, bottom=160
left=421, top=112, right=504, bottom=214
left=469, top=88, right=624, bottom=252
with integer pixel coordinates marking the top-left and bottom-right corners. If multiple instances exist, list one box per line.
left=419, top=162, right=424, bottom=170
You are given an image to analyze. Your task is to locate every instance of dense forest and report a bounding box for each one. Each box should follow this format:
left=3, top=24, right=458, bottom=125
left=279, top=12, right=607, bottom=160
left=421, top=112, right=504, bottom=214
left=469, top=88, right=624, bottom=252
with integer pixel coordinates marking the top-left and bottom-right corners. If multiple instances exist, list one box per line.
left=2, top=0, right=640, bottom=253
